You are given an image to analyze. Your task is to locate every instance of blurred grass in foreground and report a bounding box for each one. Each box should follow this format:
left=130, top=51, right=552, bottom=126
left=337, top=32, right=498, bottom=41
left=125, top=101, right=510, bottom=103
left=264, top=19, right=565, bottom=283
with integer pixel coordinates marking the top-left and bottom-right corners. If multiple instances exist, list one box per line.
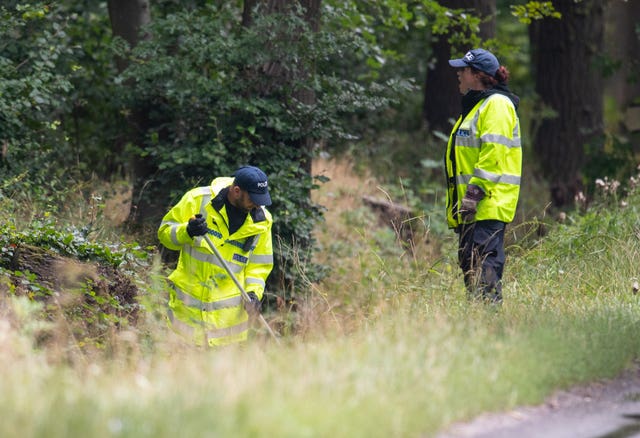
left=1, top=160, right=640, bottom=437
left=1, top=295, right=638, bottom=437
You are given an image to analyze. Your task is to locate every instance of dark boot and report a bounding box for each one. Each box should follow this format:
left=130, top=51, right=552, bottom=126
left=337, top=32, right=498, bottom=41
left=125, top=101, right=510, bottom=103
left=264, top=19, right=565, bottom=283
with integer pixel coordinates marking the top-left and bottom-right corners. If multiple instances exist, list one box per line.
left=479, top=265, right=502, bottom=304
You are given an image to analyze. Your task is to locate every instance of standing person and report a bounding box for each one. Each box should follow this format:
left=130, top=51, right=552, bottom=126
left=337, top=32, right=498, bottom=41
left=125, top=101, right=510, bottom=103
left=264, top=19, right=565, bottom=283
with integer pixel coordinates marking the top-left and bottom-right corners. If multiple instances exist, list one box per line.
left=158, top=165, right=274, bottom=346
left=444, top=49, right=522, bottom=303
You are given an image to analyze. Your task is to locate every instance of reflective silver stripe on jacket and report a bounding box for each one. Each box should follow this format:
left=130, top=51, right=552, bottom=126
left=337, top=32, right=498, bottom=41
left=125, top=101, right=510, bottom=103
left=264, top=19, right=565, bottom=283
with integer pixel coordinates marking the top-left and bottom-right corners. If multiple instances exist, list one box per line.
left=455, top=174, right=472, bottom=185
left=198, top=190, right=212, bottom=217
left=456, top=135, right=481, bottom=148
left=159, top=221, right=183, bottom=246
left=245, top=277, right=266, bottom=288
left=183, top=245, right=245, bottom=274
left=473, top=94, right=521, bottom=148
left=474, top=168, right=521, bottom=185
left=456, top=170, right=521, bottom=186
left=168, top=309, right=249, bottom=340
left=480, top=133, right=521, bottom=148
left=249, top=254, right=274, bottom=264
left=172, top=283, right=243, bottom=310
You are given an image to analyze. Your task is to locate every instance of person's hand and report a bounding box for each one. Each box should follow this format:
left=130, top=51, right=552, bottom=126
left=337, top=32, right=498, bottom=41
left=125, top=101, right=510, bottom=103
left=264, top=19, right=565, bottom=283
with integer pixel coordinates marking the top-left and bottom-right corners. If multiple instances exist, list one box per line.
left=460, top=185, right=484, bottom=222
left=460, top=197, right=478, bottom=221
left=244, top=292, right=261, bottom=316
left=187, top=214, right=208, bottom=238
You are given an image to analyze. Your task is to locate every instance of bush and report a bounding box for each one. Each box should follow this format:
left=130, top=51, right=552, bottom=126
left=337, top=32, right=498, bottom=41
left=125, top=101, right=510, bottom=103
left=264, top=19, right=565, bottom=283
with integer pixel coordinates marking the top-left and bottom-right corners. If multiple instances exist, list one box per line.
left=116, top=4, right=407, bottom=296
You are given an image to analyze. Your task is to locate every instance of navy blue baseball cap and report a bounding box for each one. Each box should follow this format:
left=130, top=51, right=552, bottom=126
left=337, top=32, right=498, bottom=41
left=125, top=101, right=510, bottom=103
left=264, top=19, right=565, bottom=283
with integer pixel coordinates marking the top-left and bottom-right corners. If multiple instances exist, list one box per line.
left=449, top=49, right=500, bottom=77
left=233, top=165, right=272, bottom=206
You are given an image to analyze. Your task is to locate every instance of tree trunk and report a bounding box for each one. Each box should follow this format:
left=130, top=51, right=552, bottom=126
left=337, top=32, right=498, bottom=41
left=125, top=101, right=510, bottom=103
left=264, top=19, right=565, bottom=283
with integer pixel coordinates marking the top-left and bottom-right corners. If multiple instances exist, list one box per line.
left=423, top=0, right=496, bottom=137
left=242, top=0, right=258, bottom=27
left=529, top=0, right=605, bottom=207
left=603, top=0, right=640, bottom=135
left=107, top=0, right=151, bottom=72
left=107, top=0, right=156, bottom=226
left=295, top=0, right=321, bottom=176
left=242, top=0, right=321, bottom=176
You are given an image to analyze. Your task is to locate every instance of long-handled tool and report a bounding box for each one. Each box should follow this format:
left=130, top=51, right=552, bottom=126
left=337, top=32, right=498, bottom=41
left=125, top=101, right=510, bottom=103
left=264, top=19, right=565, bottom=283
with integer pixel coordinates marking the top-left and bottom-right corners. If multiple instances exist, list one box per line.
left=201, top=233, right=280, bottom=344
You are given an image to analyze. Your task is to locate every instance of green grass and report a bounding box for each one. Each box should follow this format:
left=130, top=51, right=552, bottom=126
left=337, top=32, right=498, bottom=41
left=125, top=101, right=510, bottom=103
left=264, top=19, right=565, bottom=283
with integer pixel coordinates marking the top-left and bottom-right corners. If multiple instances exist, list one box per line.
left=2, top=296, right=638, bottom=437
left=1, top=170, right=640, bottom=437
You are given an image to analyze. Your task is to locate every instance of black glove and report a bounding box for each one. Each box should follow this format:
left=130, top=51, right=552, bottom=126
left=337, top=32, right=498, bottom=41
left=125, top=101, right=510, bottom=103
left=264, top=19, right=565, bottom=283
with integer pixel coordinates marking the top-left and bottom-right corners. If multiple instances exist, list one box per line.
left=244, top=292, right=261, bottom=316
left=460, top=185, right=485, bottom=222
left=186, top=214, right=208, bottom=238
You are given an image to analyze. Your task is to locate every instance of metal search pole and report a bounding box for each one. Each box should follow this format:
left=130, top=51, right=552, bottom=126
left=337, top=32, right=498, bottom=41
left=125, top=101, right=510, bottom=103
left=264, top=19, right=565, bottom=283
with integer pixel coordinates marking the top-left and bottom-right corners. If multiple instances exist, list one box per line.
left=201, top=234, right=280, bottom=344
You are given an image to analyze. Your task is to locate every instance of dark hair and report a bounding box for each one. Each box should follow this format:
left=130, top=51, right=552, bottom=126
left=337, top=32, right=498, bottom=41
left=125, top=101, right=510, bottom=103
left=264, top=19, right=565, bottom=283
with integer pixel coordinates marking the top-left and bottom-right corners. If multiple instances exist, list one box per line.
left=495, top=66, right=510, bottom=83
left=472, top=65, right=510, bottom=87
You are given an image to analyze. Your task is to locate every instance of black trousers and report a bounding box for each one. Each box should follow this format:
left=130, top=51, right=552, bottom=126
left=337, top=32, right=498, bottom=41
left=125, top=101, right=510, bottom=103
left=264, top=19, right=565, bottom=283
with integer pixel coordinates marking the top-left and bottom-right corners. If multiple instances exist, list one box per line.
left=457, top=220, right=506, bottom=302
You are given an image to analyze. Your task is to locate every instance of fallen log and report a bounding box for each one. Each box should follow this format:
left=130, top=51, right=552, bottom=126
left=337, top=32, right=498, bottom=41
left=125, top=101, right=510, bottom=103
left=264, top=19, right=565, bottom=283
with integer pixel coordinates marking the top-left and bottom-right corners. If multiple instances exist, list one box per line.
left=362, top=195, right=415, bottom=245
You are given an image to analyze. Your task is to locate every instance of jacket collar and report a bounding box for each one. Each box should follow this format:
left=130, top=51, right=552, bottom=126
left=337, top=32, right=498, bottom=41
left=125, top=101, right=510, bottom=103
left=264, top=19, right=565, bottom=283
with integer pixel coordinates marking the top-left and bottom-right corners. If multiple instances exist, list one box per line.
left=460, top=84, right=520, bottom=120
left=211, top=186, right=267, bottom=223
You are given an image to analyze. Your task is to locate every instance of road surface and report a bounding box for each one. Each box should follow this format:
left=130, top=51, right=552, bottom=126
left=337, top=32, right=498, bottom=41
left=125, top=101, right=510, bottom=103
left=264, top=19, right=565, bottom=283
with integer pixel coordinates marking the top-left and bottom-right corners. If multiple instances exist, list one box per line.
left=437, top=365, right=640, bottom=438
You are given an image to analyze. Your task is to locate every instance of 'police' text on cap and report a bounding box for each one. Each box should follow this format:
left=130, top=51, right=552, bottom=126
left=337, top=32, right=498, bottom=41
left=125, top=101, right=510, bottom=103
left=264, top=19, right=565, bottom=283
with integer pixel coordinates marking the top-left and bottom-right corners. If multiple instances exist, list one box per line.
left=448, top=48, right=500, bottom=77
left=233, top=165, right=272, bottom=206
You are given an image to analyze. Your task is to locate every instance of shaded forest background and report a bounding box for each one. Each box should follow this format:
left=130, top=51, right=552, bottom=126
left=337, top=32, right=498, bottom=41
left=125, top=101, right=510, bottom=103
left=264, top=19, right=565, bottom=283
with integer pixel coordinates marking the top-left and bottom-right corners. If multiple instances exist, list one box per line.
left=1, top=0, right=639, bottom=298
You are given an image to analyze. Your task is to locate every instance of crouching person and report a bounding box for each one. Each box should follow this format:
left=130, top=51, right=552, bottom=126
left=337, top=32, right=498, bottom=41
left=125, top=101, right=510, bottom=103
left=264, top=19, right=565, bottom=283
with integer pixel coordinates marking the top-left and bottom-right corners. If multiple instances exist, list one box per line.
left=157, top=165, right=274, bottom=346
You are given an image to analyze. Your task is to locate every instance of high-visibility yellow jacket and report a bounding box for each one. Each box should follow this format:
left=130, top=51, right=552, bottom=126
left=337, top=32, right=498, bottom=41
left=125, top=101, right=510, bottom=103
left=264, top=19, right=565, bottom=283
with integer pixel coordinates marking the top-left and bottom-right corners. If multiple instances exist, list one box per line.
left=445, top=92, right=522, bottom=228
left=157, top=176, right=274, bottom=346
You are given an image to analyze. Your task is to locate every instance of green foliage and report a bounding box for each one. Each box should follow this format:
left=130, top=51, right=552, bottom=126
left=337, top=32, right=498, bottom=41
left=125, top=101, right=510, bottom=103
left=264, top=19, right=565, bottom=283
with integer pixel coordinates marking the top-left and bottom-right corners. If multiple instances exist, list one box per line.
left=510, top=1, right=561, bottom=24
left=0, top=1, right=131, bottom=197
left=0, top=215, right=151, bottom=352
left=2, top=3, right=640, bottom=435
left=0, top=3, right=75, bottom=187
left=0, top=0, right=539, bottom=301
left=2, top=0, right=631, bottom=314
left=2, top=191, right=640, bottom=436
left=115, top=4, right=407, bottom=292
left=583, top=135, right=637, bottom=197
left=56, top=2, right=124, bottom=176
left=0, top=215, right=152, bottom=269
left=118, top=5, right=402, bottom=181
left=325, top=0, right=485, bottom=76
